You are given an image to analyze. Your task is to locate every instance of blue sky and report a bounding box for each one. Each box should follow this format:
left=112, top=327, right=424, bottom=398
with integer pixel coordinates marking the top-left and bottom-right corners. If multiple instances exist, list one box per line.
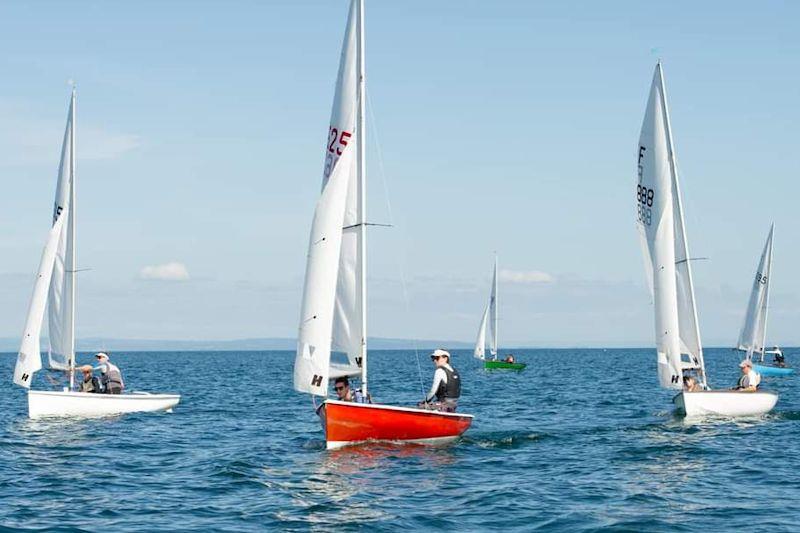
left=1, top=1, right=799, bottom=346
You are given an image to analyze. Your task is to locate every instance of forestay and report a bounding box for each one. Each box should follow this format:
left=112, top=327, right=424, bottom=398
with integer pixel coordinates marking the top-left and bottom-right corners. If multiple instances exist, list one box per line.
left=636, top=64, right=685, bottom=390
left=14, top=211, right=69, bottom=388
left=47, top=91, right=76, bottom=371
left=737, top=224, right=774, bottom=359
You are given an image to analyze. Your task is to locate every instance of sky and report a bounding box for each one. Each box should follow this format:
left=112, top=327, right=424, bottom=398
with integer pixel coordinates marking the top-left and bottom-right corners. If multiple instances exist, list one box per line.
left=0, top=1, right=799, bottom=347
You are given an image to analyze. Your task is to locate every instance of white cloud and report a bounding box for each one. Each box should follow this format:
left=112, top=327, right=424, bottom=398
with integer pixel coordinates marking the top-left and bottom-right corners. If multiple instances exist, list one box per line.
left=139, top=262, right=190, bottom=281
left=498, top=269, right=555, bottom=284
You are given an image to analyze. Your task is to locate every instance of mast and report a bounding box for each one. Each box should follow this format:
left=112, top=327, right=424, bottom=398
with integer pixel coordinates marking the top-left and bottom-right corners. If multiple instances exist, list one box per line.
left=759, top=224, right=774, bottom=363
left=493, top=254, right=498, bottom=358
left=657, top=62, right=706, bottom=388
left=357, top=0, right=368, bottom=396
left=68, top=87, right=77, bottom=391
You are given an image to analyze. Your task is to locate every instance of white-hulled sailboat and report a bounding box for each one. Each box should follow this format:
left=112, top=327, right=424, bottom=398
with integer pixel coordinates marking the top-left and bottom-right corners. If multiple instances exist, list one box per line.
left=636, top=63, right=777, bottom=417
left=13, top=90, right=180, bottom=419
left=474, top=256, right=525, bottom=370
left=293, top=0, right=473, bottom=450
left=735, top=225, right=792, bottom=376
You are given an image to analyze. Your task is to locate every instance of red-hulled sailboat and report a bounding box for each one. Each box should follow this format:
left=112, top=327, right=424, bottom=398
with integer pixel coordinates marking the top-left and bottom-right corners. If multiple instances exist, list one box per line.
left=294, top=0, right=473, bottom=450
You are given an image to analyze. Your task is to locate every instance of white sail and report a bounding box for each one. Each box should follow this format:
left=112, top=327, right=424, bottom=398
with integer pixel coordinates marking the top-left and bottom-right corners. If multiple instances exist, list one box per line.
left=636, top=64, right=684, bottom=390
left=295, top=147, right=355, bottom=396
left=47, top=91, right=76, bottom=371
left=474, top=303, right=488, bottom=359
left=329, top=0, right=363, bottom=373
left=737, top=224, right=774, bottom=359
left=14, top=211, right=69, bottom=388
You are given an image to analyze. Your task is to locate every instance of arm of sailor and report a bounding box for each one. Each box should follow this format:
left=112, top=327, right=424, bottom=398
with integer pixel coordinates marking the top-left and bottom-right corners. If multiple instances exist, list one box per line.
left=424, top=368, right=446, bottom=402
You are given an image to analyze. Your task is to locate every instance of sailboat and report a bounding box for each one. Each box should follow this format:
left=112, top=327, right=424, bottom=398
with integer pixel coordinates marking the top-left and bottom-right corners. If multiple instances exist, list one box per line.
left=735, top=225, right=792, bottom=376
left=293, top=0, right=473, bottom=450
left=636, top=63, right=777, bottom=417
left=474, top=257, right=525, bottom=370
left=13, top=89, right=180, bottom=419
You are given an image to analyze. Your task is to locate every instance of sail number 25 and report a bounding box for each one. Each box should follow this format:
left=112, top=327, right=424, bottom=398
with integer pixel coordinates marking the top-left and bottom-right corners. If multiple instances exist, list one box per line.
left=324, top=127, right=352, bottom=178
left=637, top=184, right=654, bottom=226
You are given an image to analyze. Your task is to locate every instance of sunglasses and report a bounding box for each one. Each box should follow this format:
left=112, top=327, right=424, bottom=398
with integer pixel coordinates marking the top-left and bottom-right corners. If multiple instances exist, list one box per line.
left=335, top=386, right=346, bottom=391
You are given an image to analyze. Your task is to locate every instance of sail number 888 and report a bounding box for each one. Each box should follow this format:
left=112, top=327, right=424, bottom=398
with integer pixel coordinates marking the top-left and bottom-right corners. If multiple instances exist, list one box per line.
left=637, top=185, right=654, bottom=225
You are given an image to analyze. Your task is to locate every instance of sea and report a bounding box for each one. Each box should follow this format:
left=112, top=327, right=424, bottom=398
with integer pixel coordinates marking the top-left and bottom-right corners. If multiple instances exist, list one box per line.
left=1, top=348, right=798, bottom=532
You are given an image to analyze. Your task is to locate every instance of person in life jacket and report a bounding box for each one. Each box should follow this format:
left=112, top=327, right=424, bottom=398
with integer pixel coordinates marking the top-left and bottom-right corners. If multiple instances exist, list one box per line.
left=77, top=365, right=101, bottom=393
left=93, top=352, right=125, bottom=394
left=420, top=348, right=461, bottom=412
left=333, top=376, right=369, bottom=403
left=733, top=359, right=761, bottom=392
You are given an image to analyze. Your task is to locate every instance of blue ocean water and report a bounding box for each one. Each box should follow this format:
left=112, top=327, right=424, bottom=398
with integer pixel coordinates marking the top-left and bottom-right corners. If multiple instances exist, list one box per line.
left=1, top=348, right=799, bottom=531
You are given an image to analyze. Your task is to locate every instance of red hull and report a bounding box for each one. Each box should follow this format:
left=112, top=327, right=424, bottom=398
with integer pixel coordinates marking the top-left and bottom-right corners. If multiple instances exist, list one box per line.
left=320, top=400, right=473, bottom=449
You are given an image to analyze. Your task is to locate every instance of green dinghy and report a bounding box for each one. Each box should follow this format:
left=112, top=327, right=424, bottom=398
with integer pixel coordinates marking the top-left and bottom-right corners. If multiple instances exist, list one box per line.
left=474, top=255, right=526, bottom=371
left=484, top=360, right=526, bottom=371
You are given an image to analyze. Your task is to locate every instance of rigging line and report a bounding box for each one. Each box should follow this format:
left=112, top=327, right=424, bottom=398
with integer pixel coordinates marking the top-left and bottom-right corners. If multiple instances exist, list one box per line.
left=365, top=87, right=425, bottom=399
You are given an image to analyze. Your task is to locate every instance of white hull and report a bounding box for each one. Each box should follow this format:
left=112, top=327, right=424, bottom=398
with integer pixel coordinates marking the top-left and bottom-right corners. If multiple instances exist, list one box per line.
left=28, top=390, right=180, bottom=419
left=673, top=390, right=778, bottom=417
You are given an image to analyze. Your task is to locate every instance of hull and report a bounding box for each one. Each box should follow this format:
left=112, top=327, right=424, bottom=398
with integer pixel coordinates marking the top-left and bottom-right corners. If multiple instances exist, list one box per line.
left=28, top=390, right=181, bottom=419
left=484, top=360, right=526, bottom=371
left=753, top=364, right=794, bottom=377
left=673, top=390, right=778, bottom=417
left=320, top=400, right=473, bottom=450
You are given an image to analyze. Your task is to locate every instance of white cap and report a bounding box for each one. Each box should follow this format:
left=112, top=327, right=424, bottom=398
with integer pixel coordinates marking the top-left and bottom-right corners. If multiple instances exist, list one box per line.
left=95, top=352, right=109, bottom=360
left=430, top=348, right=450, bottom=359
left=739, top=359, right=752, bottom=368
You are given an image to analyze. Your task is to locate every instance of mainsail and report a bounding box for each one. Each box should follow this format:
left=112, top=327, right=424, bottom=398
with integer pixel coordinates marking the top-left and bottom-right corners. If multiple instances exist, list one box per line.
left=47, top=90, right=76, bottom=371
left=474, top=257, right=498, bottom=359
left=295, top=0, right=365, bottom=395
left=737, top=224, right=775, bottom=359
left=637, top=63, right=701, bottom=390
left=14, top=210, right=69, bottom=388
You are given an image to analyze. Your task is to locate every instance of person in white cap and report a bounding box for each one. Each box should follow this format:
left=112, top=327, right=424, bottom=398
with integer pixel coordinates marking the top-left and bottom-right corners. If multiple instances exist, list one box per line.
left=92, top=352, right=125, bottom=394
left=419, top=348, right=461, bottom=412
left=733, top=360, right=760, bottom=392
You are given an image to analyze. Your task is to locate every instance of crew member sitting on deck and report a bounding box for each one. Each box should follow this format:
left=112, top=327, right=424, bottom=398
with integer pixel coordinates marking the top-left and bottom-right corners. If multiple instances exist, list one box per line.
left=419, top=349, right=461, bottom=412
left=733, top=360, right=760, bottom=392
left=93, top=352, right=124, bottom=394
left=78, top=365, right=101, bottom=393
left=504, top=355, right=515, bottom=364
left=333, top=376, right=368, bottom=403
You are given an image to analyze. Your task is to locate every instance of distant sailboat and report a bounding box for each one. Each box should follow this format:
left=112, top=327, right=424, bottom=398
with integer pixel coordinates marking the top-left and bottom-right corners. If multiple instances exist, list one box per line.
left=13, top=89, right=180, bottom=418
left=474, top=257, right=525, bottom=370
left=735, top=225, right=792, bottom=376
left=636, top=63, right=777, bottom=417
left=293, top=0, right=473, bottom=449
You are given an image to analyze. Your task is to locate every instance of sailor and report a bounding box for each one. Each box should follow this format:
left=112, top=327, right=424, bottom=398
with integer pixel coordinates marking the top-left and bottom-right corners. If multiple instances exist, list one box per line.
left=733, top=360, right=760, bottom=392
left=683, top=375, right=702, bottom=392
left=420, top=349, right=461, bottom=412
left=93, top=352, right=125, bottom=394
left=78, top=365, right=101, bottom=393
left=774, top=349, right=786, bottom=367
left=333, top=376, right=367, bottom=403
left=504, top=354, right=515, bottom=364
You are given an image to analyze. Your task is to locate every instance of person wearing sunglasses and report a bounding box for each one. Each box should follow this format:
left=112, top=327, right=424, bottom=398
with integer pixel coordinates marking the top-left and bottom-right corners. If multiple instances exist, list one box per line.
left=333, top=376, right=368, bottom=403
left=419, top=348, right=461, bottom=412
